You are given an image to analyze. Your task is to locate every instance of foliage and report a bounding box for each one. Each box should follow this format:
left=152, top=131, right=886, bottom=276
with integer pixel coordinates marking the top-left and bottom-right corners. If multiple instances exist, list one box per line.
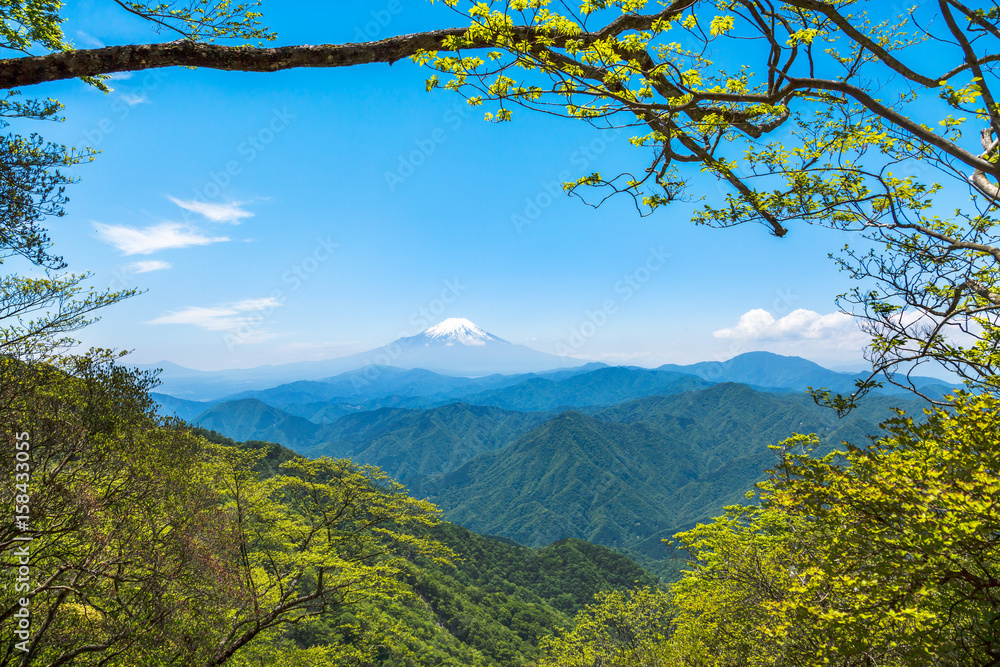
left=418, top=0, right=1000, bottom=404
left=274, top=521, right=660, bottom=667
left=760, top=391, right=1000, bottom=664
left=537, top=587, right=673, bottom=667
left=156, top=439, right=663, bottom=667
left=541, top=391, right=1000, bottom=665
left=108, top=1, right=275, bottom=43
left=0, top=352, right=450, bottom=666
left=6, top=3, right=999, bottom=664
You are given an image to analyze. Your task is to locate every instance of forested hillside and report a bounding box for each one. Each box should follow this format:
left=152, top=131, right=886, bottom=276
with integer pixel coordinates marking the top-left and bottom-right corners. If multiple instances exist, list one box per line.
left=425, top=384, right=921, bottom=559
left=193, top=430, right=661, bottom=666
left=4, top=0, right=1000, bottom=664
left=186, top=378, right=926, bottom=564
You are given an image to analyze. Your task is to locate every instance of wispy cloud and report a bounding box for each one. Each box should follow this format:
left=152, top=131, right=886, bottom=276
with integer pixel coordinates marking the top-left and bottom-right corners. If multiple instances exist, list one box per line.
left=714, top=308, right=861, bottom=343
left=125, top=260, right=171, bottom=274
left=95, top=221, right=228, bottom=255
left=74, top=30, right=104, bottom=48
left=148, top=297, right=283, bottom=334
left=118, top=92, right=148, bottom=106
left=277, top=341, right=362, bottom=356
left=168, top=197, right=254, bottom=224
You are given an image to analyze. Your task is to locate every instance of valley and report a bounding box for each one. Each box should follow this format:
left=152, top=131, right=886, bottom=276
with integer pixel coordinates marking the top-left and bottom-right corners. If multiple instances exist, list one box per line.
left=152, top=319, right=940, bottom=569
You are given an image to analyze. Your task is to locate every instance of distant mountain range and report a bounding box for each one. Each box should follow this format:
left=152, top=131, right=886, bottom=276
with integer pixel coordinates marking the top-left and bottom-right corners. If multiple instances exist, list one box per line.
left=658, top=351, right=953, bottom=397
left=152, top=346, right=952, bottom=425
left=423, top=384, right=915, bottom=558
left=147, top=319, right=958, bottom=566
left=145, top=318, right=583, bottom=400
left=188, top=381, right=927, bottom=563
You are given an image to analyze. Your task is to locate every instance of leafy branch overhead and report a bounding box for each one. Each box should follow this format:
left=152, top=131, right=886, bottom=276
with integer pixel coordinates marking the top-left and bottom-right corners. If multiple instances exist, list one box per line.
left=2, top=3, right=1000, bottom=665
left=2, top=0, right=1000, bottom=402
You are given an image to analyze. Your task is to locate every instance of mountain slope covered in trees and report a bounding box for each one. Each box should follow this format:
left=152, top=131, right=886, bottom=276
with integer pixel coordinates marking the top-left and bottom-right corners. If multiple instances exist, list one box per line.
left=425, top=384, right=924, bottom=559
left=189, top=378, right=926, bottom=566
left=193, top=430, right=659, bottom=666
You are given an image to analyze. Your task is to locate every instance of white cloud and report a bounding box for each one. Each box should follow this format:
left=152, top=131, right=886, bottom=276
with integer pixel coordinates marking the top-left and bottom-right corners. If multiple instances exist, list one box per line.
left=95, top=222, right=228, bottom=255
left=148, top=306, right=241, bottom=331
left=148, top=297, right=283, bottom=335
left=118, top=92, right=148, bottom=106
left=232, top=297, right=282, bottom=311
left=74, top=30, right=104, bottom=48
left=714, top=308, right=861, bottom=343
left=168, top=197, right=254, bottom=224
left=125, top=260, right=171, bottom=274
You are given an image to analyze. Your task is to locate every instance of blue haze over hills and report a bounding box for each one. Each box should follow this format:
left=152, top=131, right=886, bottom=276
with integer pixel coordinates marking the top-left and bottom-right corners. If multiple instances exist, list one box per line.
left=149, top=318, right=954, bottom=563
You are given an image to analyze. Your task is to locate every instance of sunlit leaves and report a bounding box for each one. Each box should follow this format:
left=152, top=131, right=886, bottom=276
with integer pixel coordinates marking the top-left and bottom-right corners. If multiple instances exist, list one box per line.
left=0, top=0, right=67, bottom=54
left=538, top=587, right=673, bottom=667
left=709, top=15, right=734, bottom=37
left=112, top=0, right=276, bottom=43
left=541, top=393, right=1000, bottom=664
left=0, top=352, right=453, bottom=664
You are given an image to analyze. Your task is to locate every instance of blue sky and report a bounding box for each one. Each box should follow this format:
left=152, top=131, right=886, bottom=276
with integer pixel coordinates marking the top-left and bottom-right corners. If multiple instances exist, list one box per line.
left=25, top=1, right=880, bottom=371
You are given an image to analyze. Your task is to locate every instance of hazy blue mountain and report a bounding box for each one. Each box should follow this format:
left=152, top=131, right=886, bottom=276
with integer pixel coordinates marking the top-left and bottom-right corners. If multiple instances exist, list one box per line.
left=225, top=366, right=525, bottom=406
left=223, top=380, right=353, bottom=405
left=215, top=365, right=711, bottom=426
left=425, top=383, right=927, bottom=559
left=141, top=360, right=350, bottom=402
left=144, top=318, right=587, bottom=400
left=276, top=400, right=368, bottom=424
left=201, top=365, right=607, bottom=425
left=151, top=392, right=215, bottom=422
left=343, top=318, right=580, bottom=376
left=194, top=399, right=335, bottom=452
left=454, top=366, right=713, bottom=411
left=658, top=350, right=953, bottom=396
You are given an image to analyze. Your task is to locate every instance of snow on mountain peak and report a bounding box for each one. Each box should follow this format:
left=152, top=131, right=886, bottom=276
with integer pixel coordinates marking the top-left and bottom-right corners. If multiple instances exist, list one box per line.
left=421, top=318, right=500, bottom=346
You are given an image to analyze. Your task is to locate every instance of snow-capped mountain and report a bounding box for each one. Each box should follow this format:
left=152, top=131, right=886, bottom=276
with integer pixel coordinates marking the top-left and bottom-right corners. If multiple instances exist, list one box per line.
left=144, top=318, right=585, bottom=399
left=418, top=318, right=504, bottom=346
left=374, top=318, right=572, bottom=375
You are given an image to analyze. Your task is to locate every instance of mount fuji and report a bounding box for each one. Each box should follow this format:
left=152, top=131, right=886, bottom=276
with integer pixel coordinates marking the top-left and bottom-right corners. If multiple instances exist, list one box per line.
left=414, top=318, right=505, bottom=346
left=364, top=318, right=570, bottom=375
left=145, top=318, right=586, bottom=400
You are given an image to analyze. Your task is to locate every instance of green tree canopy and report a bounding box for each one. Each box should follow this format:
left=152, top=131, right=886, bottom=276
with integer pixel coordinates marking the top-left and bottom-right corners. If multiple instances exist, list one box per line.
left=540, top=391, right=1000, bottom=665
left=0, top=351, right=451, bottom=665
left=2, top=0, right=999, bottom=401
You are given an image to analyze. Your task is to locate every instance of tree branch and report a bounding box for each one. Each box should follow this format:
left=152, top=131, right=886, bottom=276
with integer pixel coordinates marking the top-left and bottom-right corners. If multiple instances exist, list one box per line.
left=0, top=1, right=698, bottom=90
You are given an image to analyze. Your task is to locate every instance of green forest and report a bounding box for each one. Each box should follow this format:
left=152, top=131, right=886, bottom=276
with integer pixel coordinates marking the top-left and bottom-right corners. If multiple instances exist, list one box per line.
left=3, top=1, right=1000, bottom=666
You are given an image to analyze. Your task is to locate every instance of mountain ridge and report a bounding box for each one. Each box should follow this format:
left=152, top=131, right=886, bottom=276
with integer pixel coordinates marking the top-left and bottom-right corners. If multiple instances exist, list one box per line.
left=144, top=318, right=586, bottom=400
